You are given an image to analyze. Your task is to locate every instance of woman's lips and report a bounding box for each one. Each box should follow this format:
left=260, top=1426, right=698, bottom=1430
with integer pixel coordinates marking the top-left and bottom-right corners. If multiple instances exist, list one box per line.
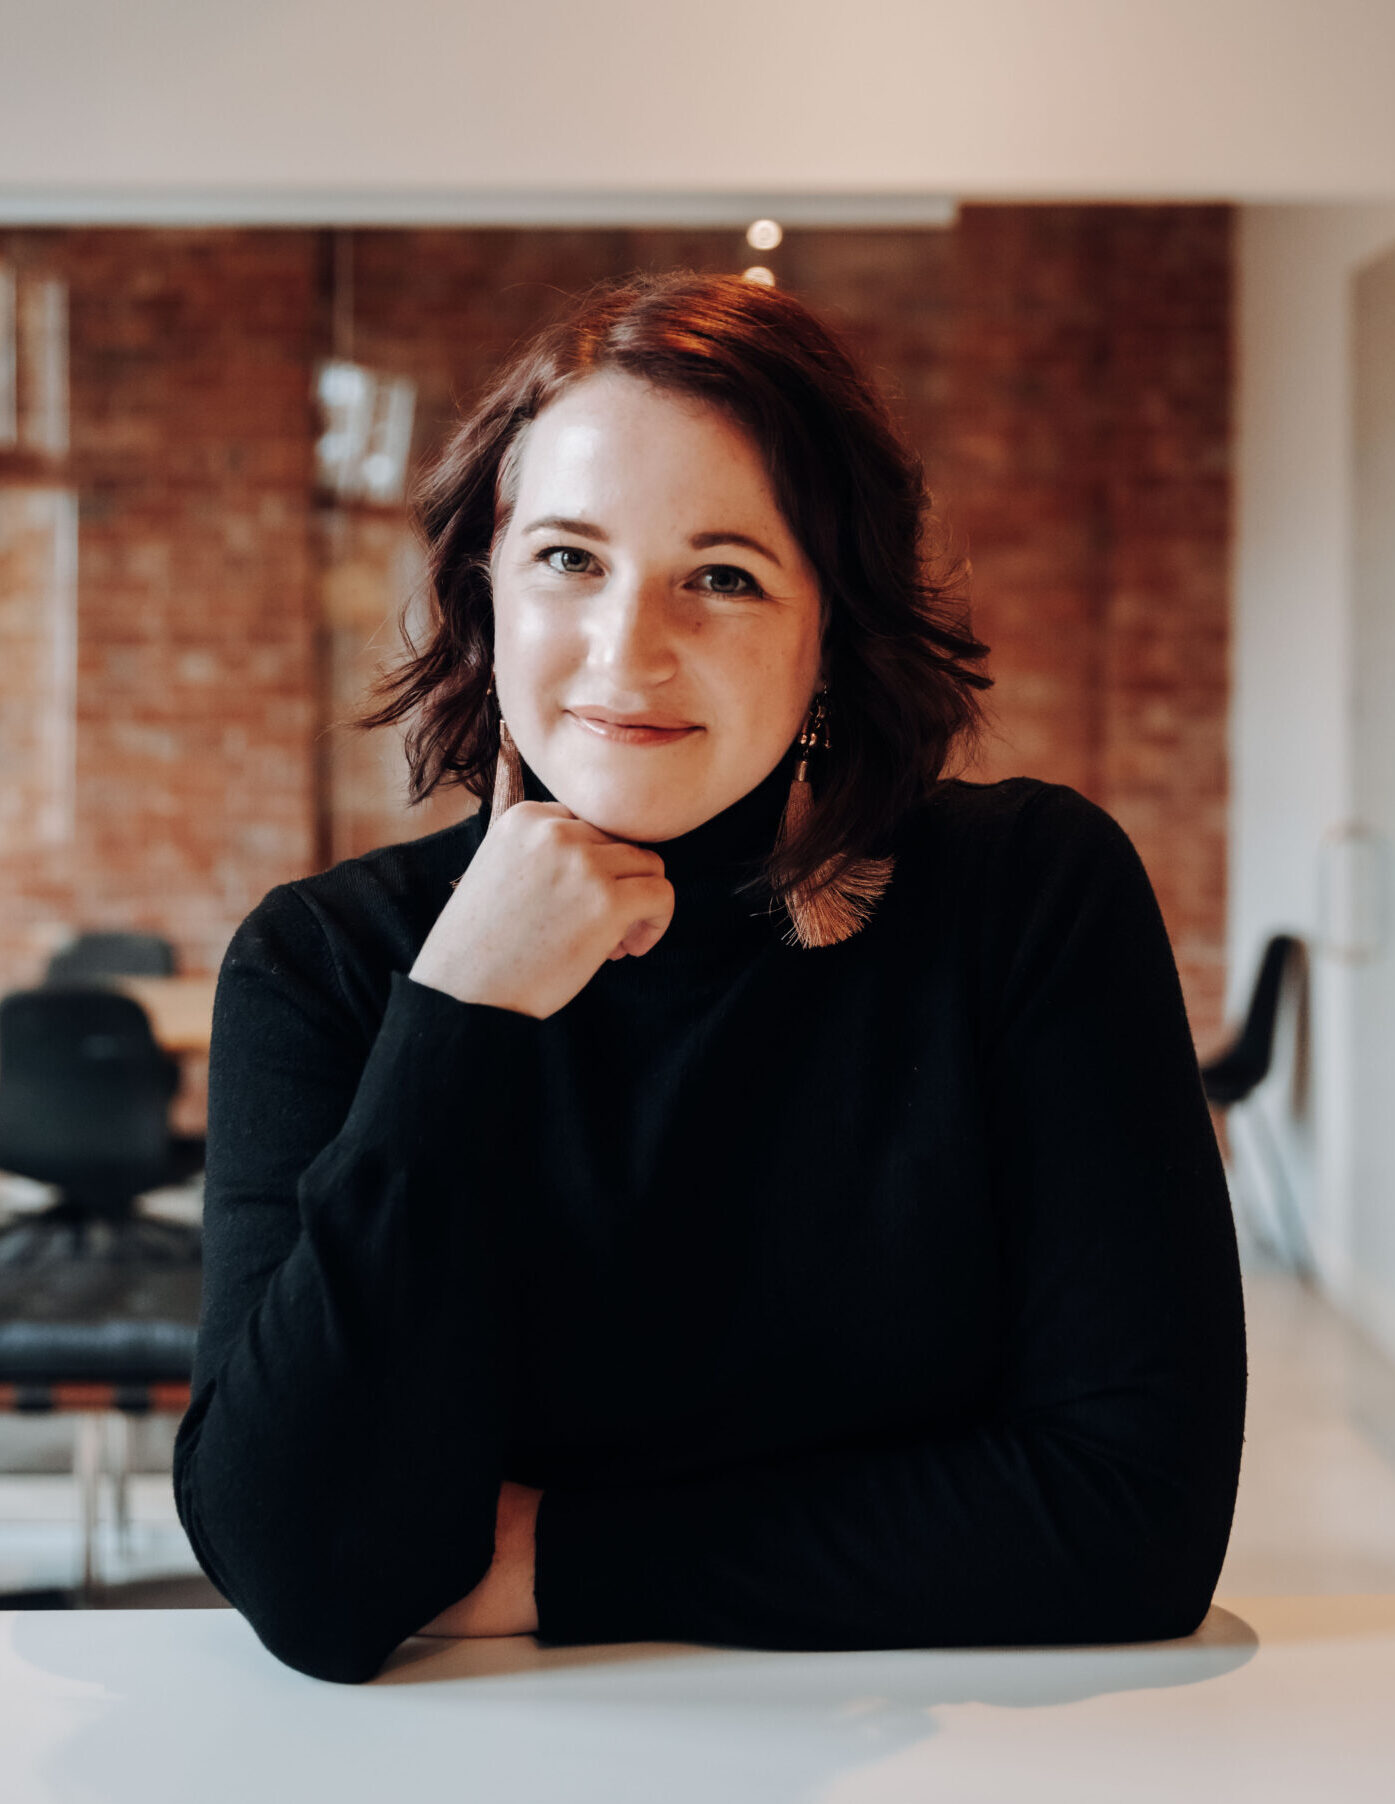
left=569, top=714, right=700, bottom=747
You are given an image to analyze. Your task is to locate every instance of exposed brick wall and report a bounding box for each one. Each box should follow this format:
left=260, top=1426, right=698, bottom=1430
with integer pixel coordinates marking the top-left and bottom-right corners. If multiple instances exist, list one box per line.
left=1095, top=209, right=1232, bottom=1036
left=931, top=206, right=1232, bottom=1036
left=0, top=228, right=321, bottom=1128
left=0, top=211, right=1232, bottom=1113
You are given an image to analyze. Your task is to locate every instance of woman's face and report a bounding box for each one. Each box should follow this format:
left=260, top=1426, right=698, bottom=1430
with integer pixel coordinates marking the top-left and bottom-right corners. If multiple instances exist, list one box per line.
left=488, top=369, right=826, bottom=845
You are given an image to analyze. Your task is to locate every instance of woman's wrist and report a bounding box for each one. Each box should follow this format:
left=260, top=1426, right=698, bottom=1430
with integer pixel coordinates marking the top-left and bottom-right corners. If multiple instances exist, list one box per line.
left=414, top=1481, right=542, bottom=1638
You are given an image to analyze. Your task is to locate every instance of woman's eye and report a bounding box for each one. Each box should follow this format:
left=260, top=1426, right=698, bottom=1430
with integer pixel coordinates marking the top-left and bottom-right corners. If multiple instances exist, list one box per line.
left=538, top=546, right=597, bottom=575
left=697, top=565, right=764, bottom=598
left=534, top=548, right=763, bottom=597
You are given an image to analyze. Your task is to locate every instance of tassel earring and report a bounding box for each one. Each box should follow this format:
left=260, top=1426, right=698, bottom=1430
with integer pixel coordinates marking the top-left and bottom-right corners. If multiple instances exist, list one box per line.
left=485, top=673, right=526, bottom=825
left=774, top=685, right=896, bottom=950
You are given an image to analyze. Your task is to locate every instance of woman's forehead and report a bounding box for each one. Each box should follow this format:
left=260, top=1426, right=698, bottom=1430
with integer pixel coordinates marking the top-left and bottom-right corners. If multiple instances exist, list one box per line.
left=509, top=375, right=783, bottom=527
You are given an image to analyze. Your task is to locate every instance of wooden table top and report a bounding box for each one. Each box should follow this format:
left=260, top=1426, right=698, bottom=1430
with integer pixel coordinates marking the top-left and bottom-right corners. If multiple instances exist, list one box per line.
left=108, top=975, right=217, bottom=1056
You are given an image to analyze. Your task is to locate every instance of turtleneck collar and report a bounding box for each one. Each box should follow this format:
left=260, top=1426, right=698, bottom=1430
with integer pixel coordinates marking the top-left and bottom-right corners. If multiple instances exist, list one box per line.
left=509, top=748, right=796, bottom=954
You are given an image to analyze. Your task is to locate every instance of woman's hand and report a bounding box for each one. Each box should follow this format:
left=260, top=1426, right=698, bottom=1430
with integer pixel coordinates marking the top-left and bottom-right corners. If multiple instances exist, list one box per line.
left=415, top=1480, right=544, bottom=1638
left=410, top=801, right=674, bottom=1020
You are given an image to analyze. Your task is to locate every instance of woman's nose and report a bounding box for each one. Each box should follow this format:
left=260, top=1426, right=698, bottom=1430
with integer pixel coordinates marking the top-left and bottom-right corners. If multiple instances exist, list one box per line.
left=586, top=572, right=682, bottom=679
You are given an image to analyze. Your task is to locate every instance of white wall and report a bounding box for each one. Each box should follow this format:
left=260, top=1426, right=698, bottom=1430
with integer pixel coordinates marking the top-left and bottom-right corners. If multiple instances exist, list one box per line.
left=1234, top=203, right=1395, bottom=1353
left=2, top=0, right=1395, bottom=212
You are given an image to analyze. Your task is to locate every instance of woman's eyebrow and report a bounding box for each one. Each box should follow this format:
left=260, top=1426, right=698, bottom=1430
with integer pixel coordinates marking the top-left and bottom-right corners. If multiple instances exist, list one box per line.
left=689, top=529, right=783, bottom=570
left=522, top=514, right=608, bottom=540
left=522, top=515, right=783, bottom=570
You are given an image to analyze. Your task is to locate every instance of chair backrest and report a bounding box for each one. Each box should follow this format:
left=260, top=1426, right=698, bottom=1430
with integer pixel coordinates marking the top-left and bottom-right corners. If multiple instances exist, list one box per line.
left=0, top=988, right=177, bottom=1205
left=1231, top=934, right=1303, bottom=1071
left=45, top=932, right=176, bottom=985
left=1201, top=932, right=1305, bottom=1104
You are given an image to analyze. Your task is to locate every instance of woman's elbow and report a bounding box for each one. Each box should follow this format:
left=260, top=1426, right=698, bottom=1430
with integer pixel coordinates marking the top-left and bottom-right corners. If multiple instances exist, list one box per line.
left=1100, top=1569, right=1218, bottom=1644
left=248, top=1612, right=402, bottom=1686
left=1084, top=1509, right=1230, bottom=1645
left=172, top=1440, right=495, bottom=1684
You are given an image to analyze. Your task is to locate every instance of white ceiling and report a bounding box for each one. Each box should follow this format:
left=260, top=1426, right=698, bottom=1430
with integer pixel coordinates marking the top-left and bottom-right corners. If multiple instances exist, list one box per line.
left=1, top=0, right=1393, bottom=219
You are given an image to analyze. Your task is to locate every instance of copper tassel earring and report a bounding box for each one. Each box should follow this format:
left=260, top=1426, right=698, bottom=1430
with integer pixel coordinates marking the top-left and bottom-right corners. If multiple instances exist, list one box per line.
left=485, top=673, right=525, bottom=826
left=773, top=685, right=896, bottom=950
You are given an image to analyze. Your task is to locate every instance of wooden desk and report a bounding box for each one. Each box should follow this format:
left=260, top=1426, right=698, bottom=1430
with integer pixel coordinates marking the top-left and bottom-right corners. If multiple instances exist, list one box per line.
left=3, top=1596, right=1393, bottom=1801
left=108, top=975, right=217, bottom=1056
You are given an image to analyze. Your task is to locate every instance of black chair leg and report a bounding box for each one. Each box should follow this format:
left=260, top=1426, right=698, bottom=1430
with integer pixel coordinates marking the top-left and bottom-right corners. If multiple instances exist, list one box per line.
left=73, top=1412, right=104, bottom=1604
left=1242, top=1099, right=1317, bottom=1283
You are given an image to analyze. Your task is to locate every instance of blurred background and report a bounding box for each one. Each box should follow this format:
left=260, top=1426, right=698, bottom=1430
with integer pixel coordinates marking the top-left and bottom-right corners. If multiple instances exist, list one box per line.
left=1, top=0, right=1394, bottom=1610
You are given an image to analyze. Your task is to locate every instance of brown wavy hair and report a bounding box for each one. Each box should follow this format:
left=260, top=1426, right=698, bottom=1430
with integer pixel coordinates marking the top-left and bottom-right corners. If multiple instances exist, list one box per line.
left=356, top=268, right=994, bottom=903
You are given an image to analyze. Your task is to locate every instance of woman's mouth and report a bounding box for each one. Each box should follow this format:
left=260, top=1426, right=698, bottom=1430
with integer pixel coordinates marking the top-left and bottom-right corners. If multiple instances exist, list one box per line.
left=568, top=714, right=700, bottom=747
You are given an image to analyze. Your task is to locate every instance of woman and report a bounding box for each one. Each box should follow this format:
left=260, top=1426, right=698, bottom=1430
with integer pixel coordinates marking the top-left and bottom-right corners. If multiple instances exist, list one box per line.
left=173, top=270, right=1247, bottom=1686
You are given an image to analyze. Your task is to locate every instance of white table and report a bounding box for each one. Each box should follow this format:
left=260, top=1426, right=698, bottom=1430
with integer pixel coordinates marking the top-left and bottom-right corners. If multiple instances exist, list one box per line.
left=3, top=1596, right=1393, bottom=1803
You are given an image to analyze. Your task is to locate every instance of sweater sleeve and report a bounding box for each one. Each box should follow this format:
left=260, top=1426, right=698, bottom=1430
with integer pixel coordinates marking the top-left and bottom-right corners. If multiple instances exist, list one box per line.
left=171, top=882, right=546, bottom=1684
left=529, top=784, right=1248, bottom=1651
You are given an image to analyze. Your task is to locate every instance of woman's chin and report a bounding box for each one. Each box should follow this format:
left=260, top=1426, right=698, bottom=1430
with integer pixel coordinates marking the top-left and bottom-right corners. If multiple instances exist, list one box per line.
left=552, top=780, right=708, bottom=845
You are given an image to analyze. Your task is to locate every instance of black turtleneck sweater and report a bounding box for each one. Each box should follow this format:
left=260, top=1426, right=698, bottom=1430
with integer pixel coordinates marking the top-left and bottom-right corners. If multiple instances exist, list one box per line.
left=172, top=755, right=1247, bottom=1685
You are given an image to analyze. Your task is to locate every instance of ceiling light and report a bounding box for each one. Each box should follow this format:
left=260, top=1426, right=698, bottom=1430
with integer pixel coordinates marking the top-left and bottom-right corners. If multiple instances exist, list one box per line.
left=745, top=218, right=783, bottom=251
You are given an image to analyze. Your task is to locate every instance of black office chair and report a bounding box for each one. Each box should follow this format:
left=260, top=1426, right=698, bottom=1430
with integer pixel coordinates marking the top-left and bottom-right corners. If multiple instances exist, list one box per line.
left=44, top=931, right=177, bottom=986
left=0, top=987, right=204, bottom=1237
left=1200, top=933, right=1311, bottom=1275
left=0, top=986, right=204, bottom=1606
